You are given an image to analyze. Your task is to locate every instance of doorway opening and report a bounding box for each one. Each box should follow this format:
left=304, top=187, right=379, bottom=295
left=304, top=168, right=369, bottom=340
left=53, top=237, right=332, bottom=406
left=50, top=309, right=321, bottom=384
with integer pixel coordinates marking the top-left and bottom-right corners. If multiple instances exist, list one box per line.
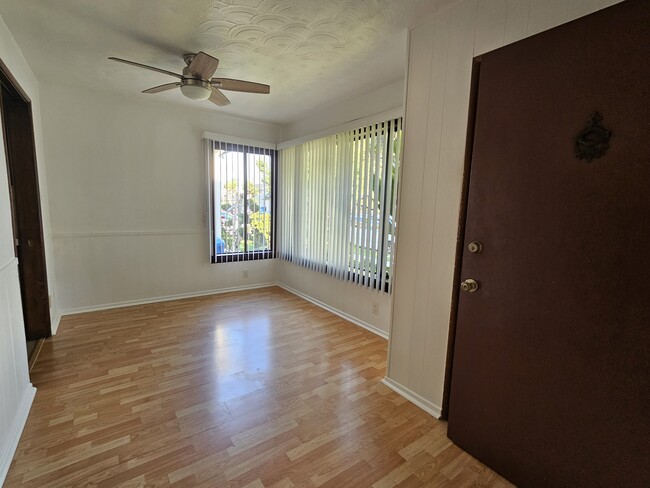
left=0, top=58, right=51, bottom=365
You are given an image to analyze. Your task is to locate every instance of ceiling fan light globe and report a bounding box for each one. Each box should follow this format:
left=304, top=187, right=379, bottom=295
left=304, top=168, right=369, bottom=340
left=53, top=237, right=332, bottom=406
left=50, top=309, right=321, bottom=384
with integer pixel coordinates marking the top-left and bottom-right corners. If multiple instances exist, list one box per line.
left=180, top=83, right=211, bottom=100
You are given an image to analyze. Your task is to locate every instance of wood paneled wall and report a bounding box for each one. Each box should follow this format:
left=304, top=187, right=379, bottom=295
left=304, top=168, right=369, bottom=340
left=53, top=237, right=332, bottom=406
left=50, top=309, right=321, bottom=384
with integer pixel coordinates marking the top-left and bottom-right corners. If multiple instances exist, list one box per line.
left=0, top=259, right=34, bottom=483
left=387, top=0, right=622, bottom=413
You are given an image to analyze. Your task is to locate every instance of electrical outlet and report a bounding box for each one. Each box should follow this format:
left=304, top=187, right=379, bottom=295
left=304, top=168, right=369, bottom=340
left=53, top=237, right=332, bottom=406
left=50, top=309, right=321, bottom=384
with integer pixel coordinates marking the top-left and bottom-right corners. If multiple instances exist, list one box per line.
left=242, top=269, right=249, bottom=279
left=371, top=301, right=379, bottom=315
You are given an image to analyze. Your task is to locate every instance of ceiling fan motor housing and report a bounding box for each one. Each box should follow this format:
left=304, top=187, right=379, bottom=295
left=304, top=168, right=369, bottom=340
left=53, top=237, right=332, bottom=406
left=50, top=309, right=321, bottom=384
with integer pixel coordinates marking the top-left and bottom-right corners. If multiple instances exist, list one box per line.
left=180, top=78, right=211, bottom=100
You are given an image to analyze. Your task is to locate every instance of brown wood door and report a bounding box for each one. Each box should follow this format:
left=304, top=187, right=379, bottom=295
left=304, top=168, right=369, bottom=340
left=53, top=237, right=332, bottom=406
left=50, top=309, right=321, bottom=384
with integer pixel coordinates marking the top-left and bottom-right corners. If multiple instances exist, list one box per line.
left=447, top=2, right=649, bottom=487
left=1, top=82, right=51, bottom=340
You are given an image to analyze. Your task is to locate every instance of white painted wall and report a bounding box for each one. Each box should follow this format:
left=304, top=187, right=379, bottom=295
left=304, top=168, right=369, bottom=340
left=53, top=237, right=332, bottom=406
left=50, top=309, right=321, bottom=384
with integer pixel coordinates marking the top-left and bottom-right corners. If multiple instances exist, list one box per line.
left=0, top=14, right=49, bottom=484
left=40, top=83, right=282, bottom=313
left=387, top=0, right=623, bottom=415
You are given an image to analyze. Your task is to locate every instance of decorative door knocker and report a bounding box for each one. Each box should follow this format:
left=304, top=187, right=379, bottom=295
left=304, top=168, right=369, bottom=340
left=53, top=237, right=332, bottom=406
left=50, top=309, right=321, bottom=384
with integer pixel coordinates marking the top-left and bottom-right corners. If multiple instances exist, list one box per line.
left=574, top=112, right=612, bottom=162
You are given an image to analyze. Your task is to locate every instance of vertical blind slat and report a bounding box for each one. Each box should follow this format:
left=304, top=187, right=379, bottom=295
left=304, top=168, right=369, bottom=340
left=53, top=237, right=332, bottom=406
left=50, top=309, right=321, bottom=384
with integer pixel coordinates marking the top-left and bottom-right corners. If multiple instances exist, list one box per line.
left=342, top=130, right=353, bottom=281
left=361, top=125, right=372, bottom=287
left=371, top=123, right=381, bottom=289
left=353, top=128, right=362, bottom=283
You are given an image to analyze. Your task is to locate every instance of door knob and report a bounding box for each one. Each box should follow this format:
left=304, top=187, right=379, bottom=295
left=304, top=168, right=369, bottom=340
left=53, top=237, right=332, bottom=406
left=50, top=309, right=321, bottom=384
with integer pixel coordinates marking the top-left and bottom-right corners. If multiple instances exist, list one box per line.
left=461, top=279, right=479, bottom=293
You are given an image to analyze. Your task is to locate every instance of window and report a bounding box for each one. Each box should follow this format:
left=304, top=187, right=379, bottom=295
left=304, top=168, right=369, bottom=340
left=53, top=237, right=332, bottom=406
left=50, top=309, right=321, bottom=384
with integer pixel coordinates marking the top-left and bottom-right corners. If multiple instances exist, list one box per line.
left=206, top=139, right=277, bottom=263
left=277, top=118, right=403, bottom=292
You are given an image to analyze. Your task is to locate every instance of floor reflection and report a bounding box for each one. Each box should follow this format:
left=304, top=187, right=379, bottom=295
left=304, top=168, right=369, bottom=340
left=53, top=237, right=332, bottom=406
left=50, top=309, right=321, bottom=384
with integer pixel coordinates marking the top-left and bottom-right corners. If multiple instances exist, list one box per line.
left=212, top=316, right=271, bottom=401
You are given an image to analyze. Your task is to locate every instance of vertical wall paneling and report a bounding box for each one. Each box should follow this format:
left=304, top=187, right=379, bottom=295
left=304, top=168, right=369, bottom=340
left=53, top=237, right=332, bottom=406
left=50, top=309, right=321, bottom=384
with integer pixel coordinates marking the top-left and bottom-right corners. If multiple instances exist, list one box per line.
left=408, top=9, right=452, bottom=395
left=564, top=0, right=608, bottom=21
left=0, top=270, right=11, bottom=451
left=504, top=0, right=532, bottom=45
left=11, top=268, right=30, bottom=391
left=474, top=0, right=508, bottom=56
left=387, top=0, right=623, bottom=413
left=527, top=0, right=569, bottom=36
left=422, top=0, right=478, bottom=403
left=387, top=23, right=436, bottom=383
left=0, top=260, right=35, bottom=485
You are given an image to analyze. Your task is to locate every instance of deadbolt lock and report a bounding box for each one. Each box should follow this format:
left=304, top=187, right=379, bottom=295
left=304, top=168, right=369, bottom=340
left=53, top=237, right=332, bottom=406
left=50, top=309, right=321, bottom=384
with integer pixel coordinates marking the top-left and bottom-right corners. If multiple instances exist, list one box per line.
left=461, top=279, right=479, bottom=293
left=467, top=241, right=483, bottom=253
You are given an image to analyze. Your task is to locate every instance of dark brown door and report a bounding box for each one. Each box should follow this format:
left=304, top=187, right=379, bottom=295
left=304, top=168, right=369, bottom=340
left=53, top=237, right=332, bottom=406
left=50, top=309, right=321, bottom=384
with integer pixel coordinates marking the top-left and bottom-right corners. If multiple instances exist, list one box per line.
left=447, top=2, right=649, bottom=487
left=1, top=76, right=51, bottom=340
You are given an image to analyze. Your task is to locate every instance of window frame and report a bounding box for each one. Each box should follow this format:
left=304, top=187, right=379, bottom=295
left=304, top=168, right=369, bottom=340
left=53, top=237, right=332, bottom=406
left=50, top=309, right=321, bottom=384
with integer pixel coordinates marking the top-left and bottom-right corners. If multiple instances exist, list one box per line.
left=208, top=141, right=277, bottom=264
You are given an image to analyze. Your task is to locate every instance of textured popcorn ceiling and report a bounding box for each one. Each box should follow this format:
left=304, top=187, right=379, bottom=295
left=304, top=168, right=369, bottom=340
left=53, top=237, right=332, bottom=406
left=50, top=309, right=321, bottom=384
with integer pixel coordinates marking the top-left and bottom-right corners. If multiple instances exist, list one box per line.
left=0, top=0, right=454, bottom=123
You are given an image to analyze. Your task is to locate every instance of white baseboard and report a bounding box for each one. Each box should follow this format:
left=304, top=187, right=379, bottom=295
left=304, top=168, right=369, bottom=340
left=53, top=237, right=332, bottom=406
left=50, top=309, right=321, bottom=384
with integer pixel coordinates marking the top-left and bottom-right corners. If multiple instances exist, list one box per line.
left=60, top=283, right=277, bottom=316
left=57, top=282, right=388, bottom=343
left=0, top=385, right=36, bottom=486
left=50, top=311, right=61, bottom=335
left=381, top=377, right=442, bottom=418
left=276, top=283, right=389, bottom=340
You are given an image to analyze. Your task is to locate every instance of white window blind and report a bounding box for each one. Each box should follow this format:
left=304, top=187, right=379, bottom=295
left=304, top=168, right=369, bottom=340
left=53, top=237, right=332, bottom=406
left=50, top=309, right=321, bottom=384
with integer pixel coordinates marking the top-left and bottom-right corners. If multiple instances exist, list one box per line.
left=278, top=118, right=403, bottom=292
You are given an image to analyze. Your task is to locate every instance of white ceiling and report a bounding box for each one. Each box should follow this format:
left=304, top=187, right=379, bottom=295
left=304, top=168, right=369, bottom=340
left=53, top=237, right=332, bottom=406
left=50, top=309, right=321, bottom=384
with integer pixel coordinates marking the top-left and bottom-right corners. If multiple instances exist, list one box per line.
left=0, top=0, right=453, bottom=124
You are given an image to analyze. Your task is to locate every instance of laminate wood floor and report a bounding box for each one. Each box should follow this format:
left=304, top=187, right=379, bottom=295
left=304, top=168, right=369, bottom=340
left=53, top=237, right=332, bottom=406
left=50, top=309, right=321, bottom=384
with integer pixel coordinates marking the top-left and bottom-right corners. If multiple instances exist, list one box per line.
left=5, top=287, right=512, bottom=487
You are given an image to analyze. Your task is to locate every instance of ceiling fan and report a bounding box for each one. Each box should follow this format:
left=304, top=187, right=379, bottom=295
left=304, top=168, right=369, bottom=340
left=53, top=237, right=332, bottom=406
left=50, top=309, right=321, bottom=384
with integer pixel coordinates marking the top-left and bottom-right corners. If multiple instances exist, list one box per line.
left=108, top=51, right=270, bottom=106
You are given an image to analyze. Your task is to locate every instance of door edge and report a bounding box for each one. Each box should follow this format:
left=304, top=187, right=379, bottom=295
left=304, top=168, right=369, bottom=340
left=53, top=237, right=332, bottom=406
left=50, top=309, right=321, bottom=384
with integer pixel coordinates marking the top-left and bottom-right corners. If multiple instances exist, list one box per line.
left=440, top=56, right=482, bottom=420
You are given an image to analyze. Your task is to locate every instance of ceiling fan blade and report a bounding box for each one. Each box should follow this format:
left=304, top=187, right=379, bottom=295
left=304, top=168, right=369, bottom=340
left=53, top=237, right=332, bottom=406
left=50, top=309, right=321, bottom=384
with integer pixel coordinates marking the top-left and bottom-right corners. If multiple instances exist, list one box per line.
left=188, top=52, right=219, bottom=80
left=142, top=82, right=180, bottom=94
left=209, top=87, right=231, bottom=106
left=211, top=78, right=270, bottom=94
left=108, top=57, right=182, bottom=79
